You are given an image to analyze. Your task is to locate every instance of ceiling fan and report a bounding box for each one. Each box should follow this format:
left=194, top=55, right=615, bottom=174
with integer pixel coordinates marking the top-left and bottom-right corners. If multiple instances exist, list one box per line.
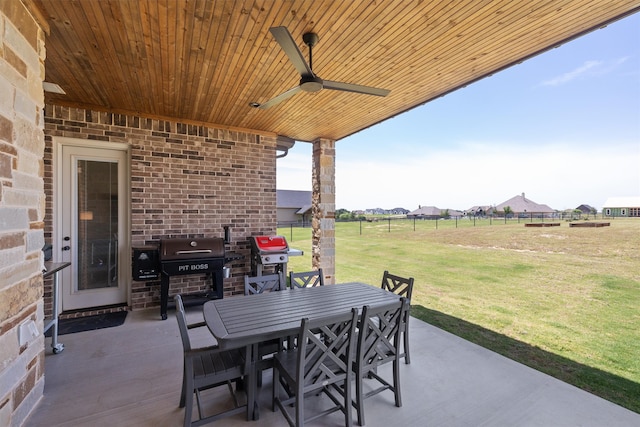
left=250, top=26, right=390, bottom=109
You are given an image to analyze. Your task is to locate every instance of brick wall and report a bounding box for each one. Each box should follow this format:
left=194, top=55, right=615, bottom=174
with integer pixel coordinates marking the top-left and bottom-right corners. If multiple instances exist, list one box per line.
left=0, top=2, right=47, bottom=426
left=43, top=106, right=278, bottom=312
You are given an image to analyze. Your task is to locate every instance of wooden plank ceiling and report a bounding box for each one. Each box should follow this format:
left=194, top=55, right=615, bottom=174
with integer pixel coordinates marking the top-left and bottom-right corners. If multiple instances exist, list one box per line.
left=35, top=0, right=640, bottom=142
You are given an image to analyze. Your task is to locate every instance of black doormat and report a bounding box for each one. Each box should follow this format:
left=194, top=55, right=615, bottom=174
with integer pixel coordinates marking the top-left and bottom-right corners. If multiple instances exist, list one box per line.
left=45, top=311, right=128, bottom=336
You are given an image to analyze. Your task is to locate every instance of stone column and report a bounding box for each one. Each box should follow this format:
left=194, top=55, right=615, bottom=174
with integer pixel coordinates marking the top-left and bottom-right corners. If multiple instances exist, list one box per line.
left=0, top=1, right=48, bottom=425
left=311, top=138, right=336, bottom=284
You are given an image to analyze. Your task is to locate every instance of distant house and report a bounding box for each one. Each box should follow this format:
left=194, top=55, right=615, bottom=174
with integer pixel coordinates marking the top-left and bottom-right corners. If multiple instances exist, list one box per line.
left=576, top=204, right=597, bottom=215
left=365, top=208, right=387, bottom=215
left=446, top=209, right=465, bottom=218
left=408, top=206, right=464, bottom=219
left=495, top=193, right=555, bottom=217
left=277, top=190, right=312, bottom=224
left=407, top=206, right=442, bottom=219
left=391, top=207, right=410, bottom=215
left=602, top=197, right=640, bottom=217
left=466, top=205, right=494, bottom=217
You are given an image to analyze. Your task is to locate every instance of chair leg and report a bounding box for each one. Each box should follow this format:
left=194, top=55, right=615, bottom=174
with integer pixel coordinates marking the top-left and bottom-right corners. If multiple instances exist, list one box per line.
left=355, top=372, right=365, bottom=426
left=179, top=366, right=187, bottom=408
left=183, top=376, right=194, bottom=427
left=271, top=366, right=278, bottom=412
left=393, top=359, right=402, bottom=408
left=295, top=392, right=304, bottom=427
left=344, top=378, right=354, bottom=427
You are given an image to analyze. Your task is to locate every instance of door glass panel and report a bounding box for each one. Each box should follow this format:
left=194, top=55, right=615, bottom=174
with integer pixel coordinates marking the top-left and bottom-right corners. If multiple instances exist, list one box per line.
left=77, top=160, right=118, bottom=290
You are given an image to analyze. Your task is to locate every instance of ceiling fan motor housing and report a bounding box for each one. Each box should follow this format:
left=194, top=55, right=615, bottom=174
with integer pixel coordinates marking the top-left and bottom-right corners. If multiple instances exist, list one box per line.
left=300, top=75, right=323, bottom=92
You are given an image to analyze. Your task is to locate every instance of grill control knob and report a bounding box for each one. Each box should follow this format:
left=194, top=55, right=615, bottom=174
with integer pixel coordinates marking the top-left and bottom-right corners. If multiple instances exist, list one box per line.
left=279, top=255, right=285, bottom=261
left=265, top=256, right=270, bottom=262
left=190, top=241, right=197, bottom=247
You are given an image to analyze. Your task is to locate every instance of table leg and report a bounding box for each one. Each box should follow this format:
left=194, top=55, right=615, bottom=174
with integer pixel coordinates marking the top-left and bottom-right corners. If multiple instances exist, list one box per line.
left=245, top=343, right=259, bottom=421
left=50, top=271, right=64, bottom=353
left=160, top=274, right=169, bottom=320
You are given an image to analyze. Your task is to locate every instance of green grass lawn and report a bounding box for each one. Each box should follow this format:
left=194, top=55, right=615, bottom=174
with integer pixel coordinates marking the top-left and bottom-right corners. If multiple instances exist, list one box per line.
left=279, top=218, right=640, bottom=413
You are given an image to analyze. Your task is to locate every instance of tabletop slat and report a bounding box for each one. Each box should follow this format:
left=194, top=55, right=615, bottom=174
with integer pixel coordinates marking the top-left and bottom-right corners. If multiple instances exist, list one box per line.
left=204, top=282, right=401, bottom=349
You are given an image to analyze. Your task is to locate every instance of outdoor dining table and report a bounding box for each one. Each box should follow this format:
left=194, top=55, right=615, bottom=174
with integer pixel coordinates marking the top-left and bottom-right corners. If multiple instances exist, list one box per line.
left=203, top=281, right=402, bottom=421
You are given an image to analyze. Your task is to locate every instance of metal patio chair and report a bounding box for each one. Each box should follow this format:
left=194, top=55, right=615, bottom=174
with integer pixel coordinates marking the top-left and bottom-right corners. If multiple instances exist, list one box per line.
left=353, top=298, right=409, bottom=426
left=289, top=268, right=324, bottom=289
left=244, top=272, right=285, bottom=294
left=175, top=294, right=246, bottom=427
left=381, top=270, right=414, bottom=364
left=272, top=307, right=359, bottom=427
left=244, top=272, right=286, bottom=386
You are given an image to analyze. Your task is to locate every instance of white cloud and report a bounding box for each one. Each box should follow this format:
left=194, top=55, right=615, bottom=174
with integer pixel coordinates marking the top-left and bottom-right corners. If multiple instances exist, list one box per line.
left=540, top=56, right=632, bottom=87
left=541, top=60, right=603, bottom=86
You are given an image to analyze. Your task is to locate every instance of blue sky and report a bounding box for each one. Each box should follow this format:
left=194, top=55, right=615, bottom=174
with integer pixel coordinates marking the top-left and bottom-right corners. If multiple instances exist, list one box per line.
left=277, top=13, right=640, bottom=212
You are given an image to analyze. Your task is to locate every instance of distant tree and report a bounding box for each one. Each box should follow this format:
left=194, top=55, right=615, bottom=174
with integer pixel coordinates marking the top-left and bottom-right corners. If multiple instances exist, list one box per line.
left=503, top=206, right=513, bottom=218
left=440, top=209, right=450, bottom=219
left=336, top=208, right=350, bottom=217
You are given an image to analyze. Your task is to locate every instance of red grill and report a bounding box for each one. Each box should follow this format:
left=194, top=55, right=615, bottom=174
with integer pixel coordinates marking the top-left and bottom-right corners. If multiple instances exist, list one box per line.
left=159, top=238, right=226, bottom=320
left=250, top=235, right=290, bottom=275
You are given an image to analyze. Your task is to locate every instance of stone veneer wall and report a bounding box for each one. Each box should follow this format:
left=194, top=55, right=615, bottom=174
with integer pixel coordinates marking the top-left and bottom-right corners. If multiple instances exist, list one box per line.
left=0, top=2, right=47, bottom=426
left=311, top=138, right=336, bottom=284
left=43, top=105, right=278, bottom=312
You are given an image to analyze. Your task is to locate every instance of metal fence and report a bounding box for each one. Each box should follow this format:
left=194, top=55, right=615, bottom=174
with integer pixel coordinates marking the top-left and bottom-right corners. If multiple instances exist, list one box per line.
left=277, top=212, right=622, bottom=240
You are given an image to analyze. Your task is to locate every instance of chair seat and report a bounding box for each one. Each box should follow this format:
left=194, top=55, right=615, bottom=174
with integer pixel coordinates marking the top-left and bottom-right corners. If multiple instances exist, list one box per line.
left=192, top=348, right=244, bottom=382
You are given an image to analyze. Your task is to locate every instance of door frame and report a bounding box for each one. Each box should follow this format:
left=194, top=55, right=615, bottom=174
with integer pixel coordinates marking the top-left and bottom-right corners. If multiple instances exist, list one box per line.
left=53, top=136, right=132, bottom=311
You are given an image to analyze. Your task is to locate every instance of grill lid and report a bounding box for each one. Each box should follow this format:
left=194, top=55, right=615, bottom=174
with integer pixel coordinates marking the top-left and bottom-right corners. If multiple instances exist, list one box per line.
left=251, top=235, right=289, bottom=253
left=160, top=238, right=225, bottom=261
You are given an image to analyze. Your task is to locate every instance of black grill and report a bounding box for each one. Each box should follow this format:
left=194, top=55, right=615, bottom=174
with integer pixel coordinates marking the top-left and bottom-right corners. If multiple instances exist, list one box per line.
left=159, top=238, right=225, bottom=320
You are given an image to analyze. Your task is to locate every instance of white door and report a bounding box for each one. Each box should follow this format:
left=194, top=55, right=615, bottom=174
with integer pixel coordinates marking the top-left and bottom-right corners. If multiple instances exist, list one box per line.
left=58, top=143, right=128, bottom=310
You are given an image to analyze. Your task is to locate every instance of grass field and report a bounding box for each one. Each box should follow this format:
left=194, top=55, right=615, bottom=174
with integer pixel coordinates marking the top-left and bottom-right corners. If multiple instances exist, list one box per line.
left=279, top=218, right=640, bottom=413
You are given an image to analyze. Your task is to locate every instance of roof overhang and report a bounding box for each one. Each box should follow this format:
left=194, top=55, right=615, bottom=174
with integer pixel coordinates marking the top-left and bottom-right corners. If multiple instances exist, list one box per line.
left=34, top=1, right=640, bottom=142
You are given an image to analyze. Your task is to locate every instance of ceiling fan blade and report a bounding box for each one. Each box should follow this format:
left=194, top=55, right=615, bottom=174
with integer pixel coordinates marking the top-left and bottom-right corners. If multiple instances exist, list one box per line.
left=323, top=80, right=390, bottom=97
left=256, top=86, right=302, bottom=109
left=270, top=26, right=313, bottom=77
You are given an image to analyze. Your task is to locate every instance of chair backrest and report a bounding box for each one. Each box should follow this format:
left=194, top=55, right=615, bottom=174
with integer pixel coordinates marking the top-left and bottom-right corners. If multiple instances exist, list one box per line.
left=295, top=308, right=358, bottom=395
left=381, top=270, right=414, bottom=300
left=244, top=272, right=284, bottom=295
left=289, top=268, right=324, bottom=289
left=356, top=298, right=408, bottom=372
left=174, top=294, right=192, bottom=352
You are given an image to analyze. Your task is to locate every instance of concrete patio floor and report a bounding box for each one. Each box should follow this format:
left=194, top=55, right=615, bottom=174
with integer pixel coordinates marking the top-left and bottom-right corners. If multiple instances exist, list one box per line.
left=25, top=305, right=639, bottom=426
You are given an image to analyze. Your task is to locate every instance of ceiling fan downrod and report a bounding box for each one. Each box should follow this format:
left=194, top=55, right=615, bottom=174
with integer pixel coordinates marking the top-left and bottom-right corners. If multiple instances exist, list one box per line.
left=302, top=32, right=319, bottom=71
